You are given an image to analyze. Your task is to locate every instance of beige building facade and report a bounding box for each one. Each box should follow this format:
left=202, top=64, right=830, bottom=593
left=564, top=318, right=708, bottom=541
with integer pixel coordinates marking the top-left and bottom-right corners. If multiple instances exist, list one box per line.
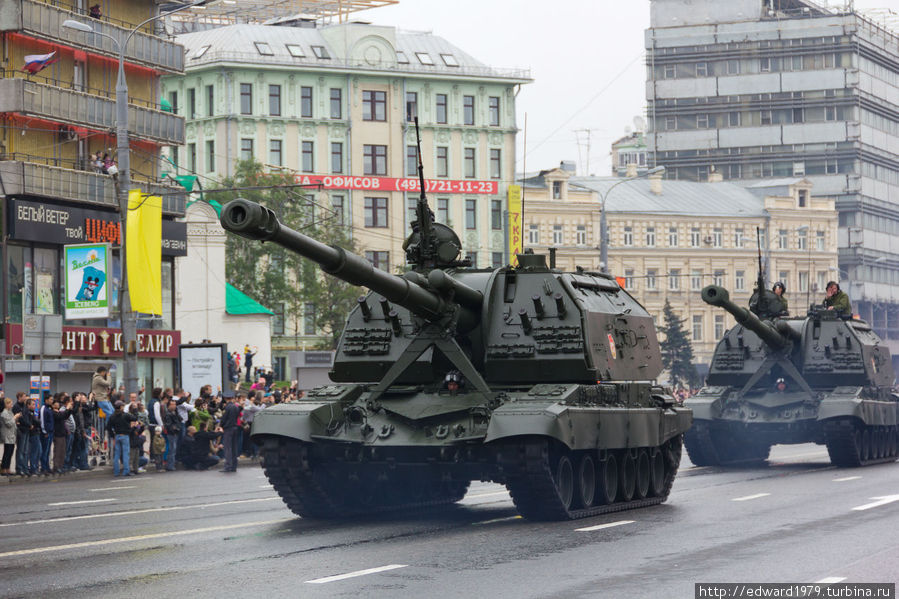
left=521, top=169, right=838, bottom=372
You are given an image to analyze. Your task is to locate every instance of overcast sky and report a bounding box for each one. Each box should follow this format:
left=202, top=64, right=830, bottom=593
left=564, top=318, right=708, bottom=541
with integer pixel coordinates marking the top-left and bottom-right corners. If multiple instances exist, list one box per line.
left=364, top=0, right=891, bottom=177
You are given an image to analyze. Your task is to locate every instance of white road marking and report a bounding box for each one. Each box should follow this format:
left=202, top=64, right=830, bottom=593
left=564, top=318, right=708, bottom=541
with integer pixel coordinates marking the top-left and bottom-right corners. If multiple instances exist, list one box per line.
left=575, top=520, right=635, bottom=532
left=306, top=564, right=408, bottom=584
left=47, top=498, right=117, bottom=507
left=817, top=577, right=847, bottom=584
left=851, top=495, right=899, bottom=511
left=473, top=515, right=522, bottom=526
left=0, top=518, right=291, bottom=558
left=833, top=476, right=861, bottom=482
left=732, top=493, right=770, bottom=502
left=91, top=486, right=136, bottom=492
left=1, top=497, right=279, bottom=528
left=465, top=491, right=510, bottom=499
left=258, top=485, right=272, bottom=489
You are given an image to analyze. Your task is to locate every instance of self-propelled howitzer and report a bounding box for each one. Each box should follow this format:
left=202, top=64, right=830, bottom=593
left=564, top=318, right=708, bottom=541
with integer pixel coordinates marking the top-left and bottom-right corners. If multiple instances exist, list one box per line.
left=221, top=198, right=691, bottom=521
left=685, top=284, right=899, bottom=467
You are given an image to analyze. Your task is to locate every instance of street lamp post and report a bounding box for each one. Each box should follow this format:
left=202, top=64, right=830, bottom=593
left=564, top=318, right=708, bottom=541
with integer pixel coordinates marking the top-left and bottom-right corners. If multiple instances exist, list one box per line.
left=63, top=1, right=210, bottom=396
left=599, top=166, right=665, bottom=273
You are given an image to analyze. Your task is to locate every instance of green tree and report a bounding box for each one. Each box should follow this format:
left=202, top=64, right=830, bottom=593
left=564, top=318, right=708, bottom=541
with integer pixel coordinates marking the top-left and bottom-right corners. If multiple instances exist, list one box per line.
left=659, top=299, right=700, bottom=388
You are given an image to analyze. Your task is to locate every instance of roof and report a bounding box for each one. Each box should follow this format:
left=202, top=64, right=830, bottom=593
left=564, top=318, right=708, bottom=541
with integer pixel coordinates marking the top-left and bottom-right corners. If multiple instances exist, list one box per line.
left=175, top=23, right=531, bottom=81
left=226, top=284, right=273, bottom=316
left=569, top=177, right=767, bottom=217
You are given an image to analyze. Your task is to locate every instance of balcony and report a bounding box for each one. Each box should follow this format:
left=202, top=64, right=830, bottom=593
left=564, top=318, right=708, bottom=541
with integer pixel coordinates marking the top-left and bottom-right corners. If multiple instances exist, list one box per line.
left=0, top=159, right=187, bottom=216
left=0, top=0, right=184, bottom=74
left=0, top=78, right=184, bottom=144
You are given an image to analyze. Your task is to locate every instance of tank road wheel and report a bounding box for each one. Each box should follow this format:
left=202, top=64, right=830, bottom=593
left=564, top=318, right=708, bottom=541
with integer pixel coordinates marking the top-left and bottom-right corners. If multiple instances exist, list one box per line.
left=634, top=450, right=651, bottom=500
left=684, top=422, right=720, bottom=466
left=576, top=454, right=597, bottom=508
left=649, top=449, right=666, bottom=497
left=825, top=419, right=864, bottom=467
left=618, top=451, right=636, bottom=502
left=553, top=454, right=575, bottom=512
left=261, top=438, right=345, bottom=519
left=596, top=454, right=618, bottom=506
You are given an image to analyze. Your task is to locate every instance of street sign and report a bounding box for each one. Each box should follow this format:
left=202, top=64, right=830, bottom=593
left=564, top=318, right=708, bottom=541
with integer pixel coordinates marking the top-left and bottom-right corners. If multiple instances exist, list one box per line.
left=23, top=314, right=63, bottom=356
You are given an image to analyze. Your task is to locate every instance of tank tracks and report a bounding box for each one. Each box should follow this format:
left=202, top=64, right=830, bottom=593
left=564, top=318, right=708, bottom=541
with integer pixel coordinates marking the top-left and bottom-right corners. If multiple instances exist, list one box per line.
left=501, top=436, right=683, bottom=521
left=261, top=438, right=469, bottom=518
left=824, top=418, right=899, bottom=467
left=684, top=422, right=771, bottom=467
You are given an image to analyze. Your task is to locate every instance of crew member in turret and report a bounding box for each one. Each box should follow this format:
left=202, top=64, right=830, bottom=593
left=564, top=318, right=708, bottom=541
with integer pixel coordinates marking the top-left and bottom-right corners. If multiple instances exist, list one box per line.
left=823, top=281, right=852, bottom=315
left=772, top=282, right=788, bottom=316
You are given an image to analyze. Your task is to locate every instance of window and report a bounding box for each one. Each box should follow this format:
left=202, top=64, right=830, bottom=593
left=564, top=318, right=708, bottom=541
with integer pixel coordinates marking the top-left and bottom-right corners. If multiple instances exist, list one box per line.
left=464, top=148, right=476, bottom=178
left=364, top=197, right=388, bottom=227
left=300, top=86, right=312, bottom=118
left=396, top=50, right=408, bottom=64
left=726, top=59, right=740, bottom=75
left=188, top=88, right=196, bottom=119
left=817, top=271, right=827, bottom=292
left=760, top=57, right=771, bottom=72
left=465, top=199, right=477, bottom=229
left=168, top=91, right=179, bottom=115
left=713, top=270, right=725, bottom=287
left=552, top=181, right=562, bottom=199
left=365, top=251, right=389, bottom=271
left=623, top=226, right=633, bottom=246
left=405, top=91, right=417, bottom=121
left=491, top=200, right=502, bottom=230
left=437, top=199, right=449, bottom=225
left=240, top=83, right=252, bottom=115
left=188, top=143, right=196, bottom=172
left=528, top=224, right=539, bottom=244
left=466, top=252, right=478, bottom=267
left=193, top=45, right=210, bottom=59
left=713, top=228, right=722, bottom=247
left=440, top=53, right=459, bottom=67
left=553, top=225, right=563, bottom=245
left=816, top=231, right=825, bottom=250
left=665, top=116, right=676, bottom=131
left=463, top=95, right=475, bottom=125
left=406, top=198, right=417, bottom=230
left=286, top=44, right=304, bottom=57
left=272, top=302, right=285, bottom=335
left=492, top=252, right=504, bottom=268
left=799, top=271, right=809, bottom=293
left=825, top=106, right=837, bottom=121
left=695, top=62, right=708, bottom=77
left=797, top=229, right=807, bottom=250
left=436, top=146, right=449, bottom=177
left=668, top=227, right=678, bottom=247
left=691, top=270, right=703, bottom=291
left=728, top=111, right=741, bottom=127
left=330, top=88, right=342, bottom=119
left=714, top=315, right=725, bottom=339
left=269, top=85, right=281, bottom=116
left=792, top=108, right=804, bottom=124
left=330, top=195, right=344, bottom=225
left=363, top=144, right=387, bottom=175
left=311, top=45, right=330, bottom=59
left=576, top=225, right=586, bottom=245
left=330, top=142, right=343, bottom=174
left=798, top=189, right=808, bottom=207
left=301, top=141, right=314, bottom=173
left=646, top=227, right=656, bottom=247
left=254, top=41, right=274, bottom=56
left=240, top=138, right=254, bottom=161
left=488, top=96, right=500, bottom=126
left=170, top=146, right=179, bottom=167
left=663, top=64, right=675, bottom=79
left=415, top=52, right=434, bottom=65
left=646, top=269, right=657, bottom=290
left=669, top=269, right=680, bottom=291
left=690, top=227, right=701, bottom=247
left=778, top=229, right=788, bottom=249
left=734, top=228, right=744, bottom=248
left=625, top=269, right=635, bottom=290
left=735, top=270, right=745, bottom=291
left=269, top=139, right=282, bottom=166
left=406, top=145, right=418, bottom=177
left=362, top=90, right=386, bottom=121
left=697, top=114, right=709, bottom=128
left=489, top=149, right=501, bottom=179
left=692, top=315, right=703, bottom=341
left=436, top=94, right=448, bottom=124
left=205, top=140, right=215, bottom=172
left=761, top=110, right=773, bottom=125
left=206, top=84, right=214, bottom=116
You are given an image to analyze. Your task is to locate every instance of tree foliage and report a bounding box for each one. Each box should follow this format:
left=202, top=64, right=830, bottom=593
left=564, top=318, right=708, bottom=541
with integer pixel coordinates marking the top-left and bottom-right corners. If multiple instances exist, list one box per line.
left=659, top=299, right=700, bottom=389
left=209, top=159, right=358, bottom=349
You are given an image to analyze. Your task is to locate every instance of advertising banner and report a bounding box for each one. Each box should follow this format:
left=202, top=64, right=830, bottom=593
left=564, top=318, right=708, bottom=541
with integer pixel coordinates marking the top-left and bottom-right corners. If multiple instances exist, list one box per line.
left=292, top=174, right=499, bottom=195
left=64, top=244, right=110, bottom=319
left=179, top=344, right=228, bottom=398
left=507, top=184, right=523, bottom=265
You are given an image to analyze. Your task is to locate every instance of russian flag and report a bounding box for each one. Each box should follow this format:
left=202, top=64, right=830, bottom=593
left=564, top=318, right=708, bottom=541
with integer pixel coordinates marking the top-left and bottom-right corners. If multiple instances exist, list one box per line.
left=22, top=51, right=58, bottom=74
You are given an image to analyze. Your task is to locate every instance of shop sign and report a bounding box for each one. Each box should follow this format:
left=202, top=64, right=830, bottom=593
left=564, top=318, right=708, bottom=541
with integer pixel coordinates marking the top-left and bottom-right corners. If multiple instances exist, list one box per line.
left=293, top=174, right=498, bottom=195
left=64, top=244, right=110, bottom=319
left=5, top=324, right=181, bottom=358
left=8, top=199, right=187, bottom=256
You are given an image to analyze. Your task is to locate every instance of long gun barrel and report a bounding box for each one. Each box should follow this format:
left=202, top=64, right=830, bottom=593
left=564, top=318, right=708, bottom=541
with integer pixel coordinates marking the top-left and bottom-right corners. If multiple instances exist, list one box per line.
left=701, top=285, right=789, bottom=350
left=220, top=198, right=482, bottom=321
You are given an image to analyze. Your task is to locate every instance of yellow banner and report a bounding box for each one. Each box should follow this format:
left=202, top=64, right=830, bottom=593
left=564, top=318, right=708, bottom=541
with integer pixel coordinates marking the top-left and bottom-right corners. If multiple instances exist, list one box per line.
left=126, top=189, right=162, bottom=315
left=507, top=184, right=522, bottom=264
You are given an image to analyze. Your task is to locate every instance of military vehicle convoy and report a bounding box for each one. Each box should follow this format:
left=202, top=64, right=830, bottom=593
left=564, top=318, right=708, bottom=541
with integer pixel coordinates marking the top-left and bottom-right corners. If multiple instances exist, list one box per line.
left=685, top=285, right=899, bottom=467
left=219, top=124, right=690, bottom=521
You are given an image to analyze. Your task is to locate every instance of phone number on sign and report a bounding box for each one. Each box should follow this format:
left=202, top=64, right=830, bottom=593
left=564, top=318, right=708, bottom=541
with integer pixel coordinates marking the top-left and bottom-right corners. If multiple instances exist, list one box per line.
left=296, top=175, right=498, bottom=195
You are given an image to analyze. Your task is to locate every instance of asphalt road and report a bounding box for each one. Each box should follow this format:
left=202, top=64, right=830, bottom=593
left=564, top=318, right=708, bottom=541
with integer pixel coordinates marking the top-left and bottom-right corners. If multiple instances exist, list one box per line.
left=1, top=445, right=897, bottom=599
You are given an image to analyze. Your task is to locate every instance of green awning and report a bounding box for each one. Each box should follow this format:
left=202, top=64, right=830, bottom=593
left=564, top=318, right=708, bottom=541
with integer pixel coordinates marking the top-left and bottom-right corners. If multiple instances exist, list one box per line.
left=160, top=97, right=173, bottom=112
left=226, top=283, right=273, bottom=315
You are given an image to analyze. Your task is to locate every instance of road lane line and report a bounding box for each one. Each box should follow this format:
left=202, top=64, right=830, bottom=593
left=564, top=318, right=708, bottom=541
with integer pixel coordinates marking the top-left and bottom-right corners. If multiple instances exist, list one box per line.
left=832, top=476, right=861, bottom=482
left=1, top=497, right=279, bottom=528
left=851, top=495, right=899, bottom=511
left=258, top=485, right=272, bottom=489
left=817, top=577, right=847, bottom=584
left=575, top=520, right=635, bottom=532
left=47, top=499, right=117, bottom=506
left=473, top=516, right=521, bottom=526
left=465, top=491, right=510, bottom=499
left=732, top=493, right=770, bottom=502
left=306, top=564, right=408, bottom=584
left=0, top=518, right=291, bottom=558
left=91, top=486, right=136, bottom=492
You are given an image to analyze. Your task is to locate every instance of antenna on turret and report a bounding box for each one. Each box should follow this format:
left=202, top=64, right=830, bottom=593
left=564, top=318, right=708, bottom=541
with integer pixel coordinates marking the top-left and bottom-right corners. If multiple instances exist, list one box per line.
left=756, top=226, right=768, bottom=316
left=413, top=117, right=435, bottom=265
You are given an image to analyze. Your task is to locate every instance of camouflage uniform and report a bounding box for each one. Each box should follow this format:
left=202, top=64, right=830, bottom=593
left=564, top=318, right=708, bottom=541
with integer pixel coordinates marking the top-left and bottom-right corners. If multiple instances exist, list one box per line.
left=824, top=290, right=852, bottom=314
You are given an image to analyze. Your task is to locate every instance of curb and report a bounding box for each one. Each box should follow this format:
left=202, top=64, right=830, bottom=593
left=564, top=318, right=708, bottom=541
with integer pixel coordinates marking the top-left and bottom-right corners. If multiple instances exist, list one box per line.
left=1, top=465, right=113, bottom=484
